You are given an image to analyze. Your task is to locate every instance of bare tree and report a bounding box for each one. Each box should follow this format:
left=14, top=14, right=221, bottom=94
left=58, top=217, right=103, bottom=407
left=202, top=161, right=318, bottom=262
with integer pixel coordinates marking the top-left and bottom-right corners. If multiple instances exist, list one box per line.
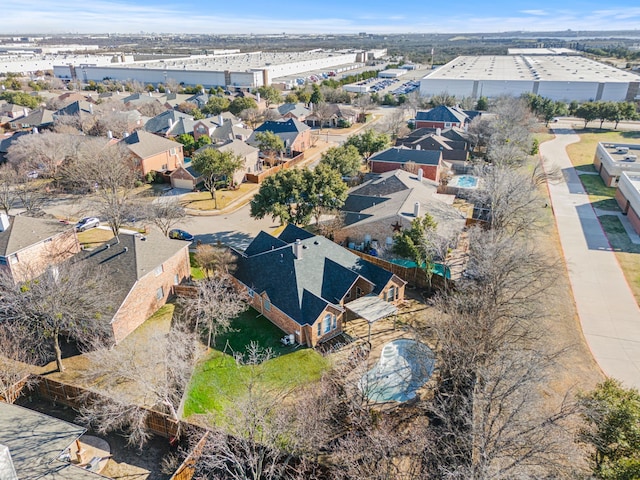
left=0, top=260, right=114, bottom=373
left=353, top=94, right=376, bottom=122
left=193, top=244, right=236, bottom=279
left=0, top=164, right=18, bottom=214
left=384, top=108, right=410, bottom=139
left=0, top=325, right=37, bottom=403
left=311, top=102, right=335, bottom=131
left=6, top=131, right=77, bottom=177
left=239, top=108, right=264, bottom=130
left=144, top=197, right=186, bottom=236
left=61, top=138, right=139, bottom=235
left=179, top=275, right=248, bottom=349
left=76, top=318, right=200, bottom=448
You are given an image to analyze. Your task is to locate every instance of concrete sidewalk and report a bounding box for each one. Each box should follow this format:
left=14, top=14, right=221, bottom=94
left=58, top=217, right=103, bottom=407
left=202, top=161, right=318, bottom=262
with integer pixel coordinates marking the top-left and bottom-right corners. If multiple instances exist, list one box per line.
left=541, top=128, right=640, bottom=389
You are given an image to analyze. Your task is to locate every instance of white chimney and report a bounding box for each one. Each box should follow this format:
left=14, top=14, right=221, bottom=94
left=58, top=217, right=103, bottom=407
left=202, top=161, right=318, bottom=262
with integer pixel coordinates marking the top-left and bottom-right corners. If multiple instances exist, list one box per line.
left=418, top=168, right=423, bottom=181
left=107, top=130, right=113, bottom=139
left=416, top=144, right=421, bottom=150
left=32, top=127, right=38, bottom=134
left=414, top=202, right=420, bottom=217
left=167, top=89, right=171, bottom=94
left=436, top=127, right=441, bottom=136
left=256, top=92, right=261, bottom=103
left=89, top=103, right=93, bottom=114
left=168, top=118, right=174, bottom=129
left=218, top=114, right=223, bottom=126
left=0, top=444, right=18, bottom=480
left=0, top=213, right=10, bottom=232
left=293, top=239, right=303, bottom=259
left=22, top=108, right=28, bottom=117
left=201, top=87, right=205, bottom=95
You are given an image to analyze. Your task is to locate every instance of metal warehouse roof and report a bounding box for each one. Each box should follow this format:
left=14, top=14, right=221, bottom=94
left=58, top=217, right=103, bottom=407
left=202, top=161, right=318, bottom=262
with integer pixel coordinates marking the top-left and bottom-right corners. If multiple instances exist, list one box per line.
left=424, top=55, right=639, bottom=83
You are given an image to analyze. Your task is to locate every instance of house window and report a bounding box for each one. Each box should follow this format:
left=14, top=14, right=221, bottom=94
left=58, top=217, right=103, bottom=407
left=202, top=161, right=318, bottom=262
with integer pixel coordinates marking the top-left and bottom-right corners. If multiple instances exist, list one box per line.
left=154, top=264, right=164, bottom=276
left=332, top=314, right=337, bottom=330
left=170, top=148, right=177, bottom=156
left=323, top=314, right=331, bottom=334
left=161, top=164, right=168, bottom=170
left=264, top=298, right=271, bottom=311
left=173, top=274, right=179, bottom=285
left=248, top=289, right=255, bottom=298
left=356, top=286, right=362, bottom=297
left=156, top=287, right=164, bottom=300
left=444, top=122, right=452, bottom=128
left=0, top=256, right=6, bottom=266
left=317, top=321, right=322, bottom=337
left=387, top=286, right=396, bottom=302
left=44, top=238, right=52, bottom=243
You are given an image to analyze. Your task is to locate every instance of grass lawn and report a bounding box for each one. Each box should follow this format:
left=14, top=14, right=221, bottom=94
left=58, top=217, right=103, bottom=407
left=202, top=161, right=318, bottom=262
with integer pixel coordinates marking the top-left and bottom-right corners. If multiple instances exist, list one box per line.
left=578, top=175, right=621, bottom=211
left=181, top=183, right=257, bottom=211
left=183, top=308, right=330, bottom=417
left=597, top=216, right=640, bottom=304
left=76, top=228, right=114, bottom=248
left=189, top=252, right=205, bottom=280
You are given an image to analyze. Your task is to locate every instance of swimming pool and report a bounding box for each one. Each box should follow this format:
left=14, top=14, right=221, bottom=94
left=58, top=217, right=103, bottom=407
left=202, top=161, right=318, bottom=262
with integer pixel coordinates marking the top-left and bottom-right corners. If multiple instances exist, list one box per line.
left=359, top=339, right=435, bottom=403
left=449, top=175, right=479, bottom=189
left=388, top=259, right=450, bottom=279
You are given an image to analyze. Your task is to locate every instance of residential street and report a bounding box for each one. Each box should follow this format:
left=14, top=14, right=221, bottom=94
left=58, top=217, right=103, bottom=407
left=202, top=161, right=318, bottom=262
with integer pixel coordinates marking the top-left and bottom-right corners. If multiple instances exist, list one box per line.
left=541, top=126, right=640, bottom=389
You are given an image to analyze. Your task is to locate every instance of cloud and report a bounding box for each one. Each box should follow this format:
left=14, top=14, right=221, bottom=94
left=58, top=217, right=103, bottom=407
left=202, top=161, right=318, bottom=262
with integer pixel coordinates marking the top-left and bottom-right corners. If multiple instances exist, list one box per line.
left=521, top=10, right=548, bottom=16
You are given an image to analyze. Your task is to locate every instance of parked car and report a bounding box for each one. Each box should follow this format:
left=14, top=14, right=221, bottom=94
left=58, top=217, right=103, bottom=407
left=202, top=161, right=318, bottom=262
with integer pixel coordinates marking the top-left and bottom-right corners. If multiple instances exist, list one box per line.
left=75, top=217, right=100, bottom=232
left=168, top=229, right=194, bottom=241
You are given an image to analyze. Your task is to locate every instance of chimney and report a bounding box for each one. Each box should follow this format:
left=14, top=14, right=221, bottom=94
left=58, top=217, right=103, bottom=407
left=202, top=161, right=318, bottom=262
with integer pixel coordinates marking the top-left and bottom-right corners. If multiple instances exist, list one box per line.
left=0, top=213, right=10, bottom=232
left=436, top=127, right=441, bottom=136
left=22, top=108, right=28, bottom=116
left=293, top=239, right=303, bottom=259
left=218, top=114, right=223, bottom=126
left=89, top=103, right=93, bottom=114
left=32, top=127, right=39, bottom=134
left=416, top=144, right=421, bottom=150
left=168, top=118, right=174, bottom=129
left=107, top=130, right=113, bottom=139
left=256, top=92, right=261, bottom=103
left=418, top=168, right=423, bottom=181
left=201, top=87, right=205, bottom=95
left=414, top=202, right=420, bottom=217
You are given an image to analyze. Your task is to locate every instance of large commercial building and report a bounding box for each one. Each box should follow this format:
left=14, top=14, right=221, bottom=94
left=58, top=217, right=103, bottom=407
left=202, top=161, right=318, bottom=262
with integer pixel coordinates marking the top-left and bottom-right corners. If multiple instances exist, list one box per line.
left=420, top=55, right=640, bottom=102
left=54, top=50, right=366, bottom=89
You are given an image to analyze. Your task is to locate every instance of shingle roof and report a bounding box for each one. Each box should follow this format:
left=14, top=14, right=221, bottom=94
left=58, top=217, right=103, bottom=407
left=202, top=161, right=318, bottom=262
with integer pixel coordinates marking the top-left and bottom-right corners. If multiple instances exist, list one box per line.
left=233, top=225, right=396, bottom=326
left=144, top=110, right=195, bottom=136
left=11, top=108, right=55, bottom=128
left=77, top=230, right=189, bottom=316
left=254, top=118, right=310, bottom=134
left=415, top=106, right=471, bottom=124
left=54, top=100, right=93, bottom=117
left=120, top=130, right=180, bottom=159
left=277, top=103, right=311, bottom=118
left=369, top=146, right=442, bottom=166
left=0, top=215, right=73, bottom=257
left=0, top=402, right=102, bottom=479
left=214, top=139, right=259, bottom=158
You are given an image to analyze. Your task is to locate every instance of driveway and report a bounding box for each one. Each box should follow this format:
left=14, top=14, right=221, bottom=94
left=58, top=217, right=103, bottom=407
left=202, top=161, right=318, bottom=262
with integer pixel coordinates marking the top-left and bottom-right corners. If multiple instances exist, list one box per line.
left=541, top=127, right=640, bottom=389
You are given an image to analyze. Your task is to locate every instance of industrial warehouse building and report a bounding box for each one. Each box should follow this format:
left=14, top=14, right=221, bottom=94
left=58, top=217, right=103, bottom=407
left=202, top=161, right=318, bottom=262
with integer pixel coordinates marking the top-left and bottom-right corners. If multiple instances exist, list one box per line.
left=54, top=49, right=381, bottom=89
left=420, top=55, right=640, bottom=102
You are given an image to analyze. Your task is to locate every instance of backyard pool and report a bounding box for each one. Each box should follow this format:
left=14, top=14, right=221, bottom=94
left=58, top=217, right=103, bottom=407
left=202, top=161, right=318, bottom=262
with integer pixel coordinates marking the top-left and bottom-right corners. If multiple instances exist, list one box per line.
left=360, top=339, right=435, bottom=403
left=449, top=175, right=479, bottom=189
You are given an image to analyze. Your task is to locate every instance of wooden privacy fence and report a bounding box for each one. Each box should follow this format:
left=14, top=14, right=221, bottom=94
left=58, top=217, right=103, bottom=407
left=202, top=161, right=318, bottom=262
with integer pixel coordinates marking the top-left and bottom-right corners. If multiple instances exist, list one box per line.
left=245, top=152, right=305, bottom=183
left=0, top=375, right=31, bottom=404
left=170, top=431, right=210, bottom=480
left=348, top=249, right=449, bottom=290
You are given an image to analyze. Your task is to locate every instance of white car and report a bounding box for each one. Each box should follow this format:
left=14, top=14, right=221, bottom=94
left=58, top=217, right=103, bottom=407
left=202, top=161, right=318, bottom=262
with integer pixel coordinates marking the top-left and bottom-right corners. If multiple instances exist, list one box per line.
left=75, top=217, right=100, bottom=232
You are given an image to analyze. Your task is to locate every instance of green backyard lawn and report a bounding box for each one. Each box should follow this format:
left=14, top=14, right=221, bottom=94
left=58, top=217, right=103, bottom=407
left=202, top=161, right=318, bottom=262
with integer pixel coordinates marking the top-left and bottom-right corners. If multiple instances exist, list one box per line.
left=183, top=308, right=330, bottom=417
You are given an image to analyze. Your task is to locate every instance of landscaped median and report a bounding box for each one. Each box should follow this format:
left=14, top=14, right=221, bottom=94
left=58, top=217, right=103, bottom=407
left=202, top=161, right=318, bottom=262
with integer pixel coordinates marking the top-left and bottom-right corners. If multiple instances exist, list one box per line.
left=183, top=308, right=331, bottom=417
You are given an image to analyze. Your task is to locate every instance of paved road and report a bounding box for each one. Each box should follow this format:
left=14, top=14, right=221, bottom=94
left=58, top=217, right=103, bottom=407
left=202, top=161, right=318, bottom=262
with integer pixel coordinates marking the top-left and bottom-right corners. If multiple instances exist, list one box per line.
left=541, top=127, right=640, bottom=389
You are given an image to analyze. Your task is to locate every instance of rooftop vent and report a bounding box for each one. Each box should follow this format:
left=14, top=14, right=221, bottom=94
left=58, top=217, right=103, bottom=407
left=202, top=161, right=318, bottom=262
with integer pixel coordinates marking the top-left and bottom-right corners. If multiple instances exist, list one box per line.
left=624, top=154, right=637, bottom=162
left=617, top=146, right=630, bottom=154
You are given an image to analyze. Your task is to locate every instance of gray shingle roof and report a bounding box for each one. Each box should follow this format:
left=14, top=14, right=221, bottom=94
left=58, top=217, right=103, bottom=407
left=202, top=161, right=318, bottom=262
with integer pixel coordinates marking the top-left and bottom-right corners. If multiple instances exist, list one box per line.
left=0, top=215, right=72, bottom=257
left=144, top=110, right=195, bottom=136
left=233, top=225, right=395, bottom=326
left=415, top=106, right=471, bottom=124
left=369, top=146, right=442, bottom=166
left=120, top=130, right=180, bottom=159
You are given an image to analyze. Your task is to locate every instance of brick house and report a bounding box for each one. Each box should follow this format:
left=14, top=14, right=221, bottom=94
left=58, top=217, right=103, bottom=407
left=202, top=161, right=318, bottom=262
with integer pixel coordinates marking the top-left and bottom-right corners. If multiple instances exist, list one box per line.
left=395, top=127, right=473, bottom=170
left=231, top=224, right=406, bottom=347
left=334, top=169, right=466, bottom=247
left=369, top=146, right=443, bottom=181
left=593, top=142, right=640, bottom=187
left=414, top=106, right=480, bottom=129
left=615, top=172, right=640, bottom=235
left=248, top=119, right=311, bottom=156
left=144, top=110, right=195, bottom=138
left=169, top=159, right=202, bottom=190
left=120, top=130, right=184, bottom=176
left=77, top=230, right=191, bottom=343
left=277, top=103, right=312, bottom=122
left=0, top=213, right=80, bottom=283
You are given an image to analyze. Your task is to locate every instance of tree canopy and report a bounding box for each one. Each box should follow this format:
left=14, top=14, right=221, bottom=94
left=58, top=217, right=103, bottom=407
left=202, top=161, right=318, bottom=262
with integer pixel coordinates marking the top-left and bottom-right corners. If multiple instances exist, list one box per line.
left=344, top=129, right=390, bottom=160
left=191, top=148, right=244, bottom=207
left=319, top=145, right=362, bottom=177
left=229, top=97, right=258, bottom=115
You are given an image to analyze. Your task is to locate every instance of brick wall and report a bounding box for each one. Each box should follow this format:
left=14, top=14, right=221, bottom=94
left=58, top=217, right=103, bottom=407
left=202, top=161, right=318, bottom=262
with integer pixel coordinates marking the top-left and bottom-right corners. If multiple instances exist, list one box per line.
left=415, top=121, right=461, bottom=129
left=334, top=216, right=412, bottom=246
left=10, top=229, right=80, bottom=283
left=370, top=161, right=439, bottom=182
left=139, top=146, right=184, bottom=176
left=111, top=246, right=190, bottom=343
left=626, top=202, right=640, bottom=236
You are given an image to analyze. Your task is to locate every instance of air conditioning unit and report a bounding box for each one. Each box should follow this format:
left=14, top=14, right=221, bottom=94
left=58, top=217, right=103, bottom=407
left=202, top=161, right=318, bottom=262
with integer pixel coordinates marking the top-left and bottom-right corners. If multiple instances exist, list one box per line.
left=624, top=154, right=637, bottom=162
left=617, top=146, right=630, bottom=154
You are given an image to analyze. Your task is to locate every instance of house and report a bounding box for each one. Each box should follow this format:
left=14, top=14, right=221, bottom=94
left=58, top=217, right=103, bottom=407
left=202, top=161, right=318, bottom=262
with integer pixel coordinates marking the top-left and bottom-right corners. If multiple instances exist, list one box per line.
left=369, top=146, right=443, bottom=181
left=333, top=169, right=467, bottom=247
left=144, top=110, right=195, bottom=137
left=120, top=130, right=184, bottom=176
left=0, top=213, right=80, bottom=283
left=193, top=114, right=247, bottom=143
left=120, top=92, right=167, bottom=111
left=414, top=106, right=480, bottom=129
left=0, top=131, right=30, bottom=163
left=305, top=104, right=357, bottom=128
left=248, top=118, right=311, bottom=156
left=77, top=230, right=191, bottom=343
left=189, top=139, right=259, bottom=187
left=52, top=100, right=95, bottom=124
left=169, top=158, right=202, bottom=190
left=277, top=103, right=312, bottom=122
left=593, top=142, right=640, bottom=187
left=0, top=402, right=105, bottom=479
left=8, top=108, right=55, bottom=131
left=0, top=103, right=29, bottom=120
left=395, top=128, right=471, bottom=171
left=231, top=224, right=406, bottom=347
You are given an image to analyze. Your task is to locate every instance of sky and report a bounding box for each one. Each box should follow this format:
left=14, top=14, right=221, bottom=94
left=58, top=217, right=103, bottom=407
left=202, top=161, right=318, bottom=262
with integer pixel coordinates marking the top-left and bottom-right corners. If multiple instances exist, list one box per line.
left=5, top=0, right=640, bottom=35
